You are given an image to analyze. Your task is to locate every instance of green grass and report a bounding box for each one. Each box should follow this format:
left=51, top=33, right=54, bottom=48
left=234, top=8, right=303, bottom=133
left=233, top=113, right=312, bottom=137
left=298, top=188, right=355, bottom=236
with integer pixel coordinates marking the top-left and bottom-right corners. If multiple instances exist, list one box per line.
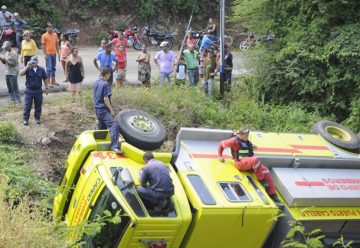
left=78, top=82, right=323, bottom=140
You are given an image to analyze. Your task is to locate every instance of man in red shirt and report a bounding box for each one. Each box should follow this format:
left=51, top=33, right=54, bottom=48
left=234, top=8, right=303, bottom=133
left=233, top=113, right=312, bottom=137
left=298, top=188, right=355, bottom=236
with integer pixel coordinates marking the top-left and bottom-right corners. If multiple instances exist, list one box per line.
left=111, top=32, right=128, bottom=55
left=114, top=43, right=126, bottom=88
left=218, top=128, right=280, bottom=203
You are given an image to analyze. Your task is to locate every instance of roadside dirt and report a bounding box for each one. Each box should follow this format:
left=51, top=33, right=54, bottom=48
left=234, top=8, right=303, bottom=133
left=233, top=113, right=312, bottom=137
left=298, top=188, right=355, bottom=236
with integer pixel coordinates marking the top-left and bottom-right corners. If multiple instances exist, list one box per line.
left=1, top=98, right=179, bottom=183
left=1, top=103, right=96, bottom=182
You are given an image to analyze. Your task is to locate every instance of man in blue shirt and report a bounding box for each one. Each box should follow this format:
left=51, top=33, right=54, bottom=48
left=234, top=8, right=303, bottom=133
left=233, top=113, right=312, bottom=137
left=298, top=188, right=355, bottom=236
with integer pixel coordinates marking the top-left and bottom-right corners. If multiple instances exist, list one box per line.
left=93, top=67, right=122, bottom=154
left=0, top=5, right=13, bottom=29
left=19, top=56, right=49, bottom=126
left=137, top=151, right=174, bottom=211
left=200, top=30, right=216, bottom=52
left=13, top=12, right=27, bottom=52
left=93, top=43, right=118, bottom=86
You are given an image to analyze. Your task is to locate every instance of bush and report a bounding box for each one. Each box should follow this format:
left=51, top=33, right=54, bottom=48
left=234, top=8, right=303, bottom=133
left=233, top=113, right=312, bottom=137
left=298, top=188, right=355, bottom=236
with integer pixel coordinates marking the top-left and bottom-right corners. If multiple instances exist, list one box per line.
left=95, top=31, right=110, bottom=43
left=232, top=0, right=360, bottom=130
left=0, top=179, right=63, bottom=247
left=0, top=121, right=17, bottom=143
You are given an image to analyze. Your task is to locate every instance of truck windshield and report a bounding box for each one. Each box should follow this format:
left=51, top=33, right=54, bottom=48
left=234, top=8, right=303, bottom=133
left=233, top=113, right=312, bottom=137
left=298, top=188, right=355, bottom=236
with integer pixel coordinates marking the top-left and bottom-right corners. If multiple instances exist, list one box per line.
left=87, top=186, right=130, bottom=248
left=111, top=167, right=146, bottom=217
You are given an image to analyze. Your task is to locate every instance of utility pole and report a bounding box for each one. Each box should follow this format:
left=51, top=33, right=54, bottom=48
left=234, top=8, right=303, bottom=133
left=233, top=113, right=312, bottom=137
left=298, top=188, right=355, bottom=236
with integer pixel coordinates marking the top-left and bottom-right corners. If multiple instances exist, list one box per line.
left=219, top=0, right=225, bottom=99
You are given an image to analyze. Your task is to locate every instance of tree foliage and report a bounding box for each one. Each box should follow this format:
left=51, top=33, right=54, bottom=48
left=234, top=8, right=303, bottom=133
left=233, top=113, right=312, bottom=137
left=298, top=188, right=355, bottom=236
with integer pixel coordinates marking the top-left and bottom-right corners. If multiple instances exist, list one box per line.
left=233, top=0, right=360, bottom=132
left=2, top=0, right=63, bottom=29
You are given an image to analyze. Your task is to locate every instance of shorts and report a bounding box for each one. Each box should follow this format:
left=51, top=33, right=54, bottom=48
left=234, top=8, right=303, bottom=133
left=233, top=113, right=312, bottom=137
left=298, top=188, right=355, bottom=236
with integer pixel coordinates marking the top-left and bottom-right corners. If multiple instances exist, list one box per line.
left=69, top=82, right=82, bottom=92
left=114, top=69, right=126, bottom=80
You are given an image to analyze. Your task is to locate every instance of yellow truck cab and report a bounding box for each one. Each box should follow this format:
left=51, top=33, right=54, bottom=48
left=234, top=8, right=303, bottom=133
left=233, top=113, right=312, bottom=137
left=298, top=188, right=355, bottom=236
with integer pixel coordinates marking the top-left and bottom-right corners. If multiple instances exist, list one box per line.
left=54, top=111, right=360, bottom=248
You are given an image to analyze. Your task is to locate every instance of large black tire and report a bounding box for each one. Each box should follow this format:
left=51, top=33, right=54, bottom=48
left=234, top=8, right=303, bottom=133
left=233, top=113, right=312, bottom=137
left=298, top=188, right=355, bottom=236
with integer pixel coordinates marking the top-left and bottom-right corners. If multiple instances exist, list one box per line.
left=133, top=38, right=145, bottom=50
left=312, top=120, right=360, bottom=153
left=164, top=38, right=173, bottom=50
left=116, top=109, right=166, bottom=150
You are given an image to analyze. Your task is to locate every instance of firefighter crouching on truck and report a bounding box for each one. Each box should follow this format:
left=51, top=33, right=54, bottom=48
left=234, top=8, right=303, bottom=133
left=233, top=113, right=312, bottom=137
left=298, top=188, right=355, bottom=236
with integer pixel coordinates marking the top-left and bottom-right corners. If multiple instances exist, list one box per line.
left=218, top=128, right=281, bottom=203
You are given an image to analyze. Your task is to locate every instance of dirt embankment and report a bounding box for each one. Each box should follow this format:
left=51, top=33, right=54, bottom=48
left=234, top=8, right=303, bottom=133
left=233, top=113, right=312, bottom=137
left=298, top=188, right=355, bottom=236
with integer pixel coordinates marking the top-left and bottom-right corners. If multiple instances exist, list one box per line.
left=2, top=103, right=96, bottom=182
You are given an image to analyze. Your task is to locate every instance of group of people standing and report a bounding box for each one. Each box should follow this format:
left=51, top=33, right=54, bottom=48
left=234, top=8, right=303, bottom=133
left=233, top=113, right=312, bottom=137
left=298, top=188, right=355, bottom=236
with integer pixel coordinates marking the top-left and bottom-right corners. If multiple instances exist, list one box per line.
left=94, top=31, right=152, bottom=89
left=1, top=18, right=84, bottom=126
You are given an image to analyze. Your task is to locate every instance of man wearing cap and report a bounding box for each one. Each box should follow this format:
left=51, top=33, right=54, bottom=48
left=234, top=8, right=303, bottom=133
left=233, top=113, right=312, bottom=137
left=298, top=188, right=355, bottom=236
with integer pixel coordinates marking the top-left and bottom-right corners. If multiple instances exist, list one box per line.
left=154, top=41, right=176, bottom=87
left=182, top=44, right=199, bottom=86
left=93, top=67, right=122, bottom=154
left=0, top=41, right=20, bottom=104
left=0, top=5, right=13, bottom=29
left=217, top=128, right=280, bottom=203
left=19, top=56, right=49, bottom=125
left=93, top=43, right=118, bottom=86
left=13, top=13, right=27, bottom=53
left=41, top=23, right=60, bottom=86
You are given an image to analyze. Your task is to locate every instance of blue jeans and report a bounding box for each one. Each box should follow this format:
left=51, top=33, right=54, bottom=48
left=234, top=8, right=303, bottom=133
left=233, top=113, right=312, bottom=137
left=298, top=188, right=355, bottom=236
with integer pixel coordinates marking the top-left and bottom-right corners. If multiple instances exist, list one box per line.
left=159, top=72, right=172, bottom=87
left=45, top=54, right=57, bottom=77
left=187, top=68, right=199, bottom=86
left=203, top=78, right=214, bottom=97
left=16, top=32, right=22, bottom=52
left=95, top=109, right=120, bottom=150
left=6, top=75, right=21, bottom=103
left=224, top=70, right=232, bottom=92
left=23, top=90, right=42, bottom=121
left=137, top=186, right=173, bottom=206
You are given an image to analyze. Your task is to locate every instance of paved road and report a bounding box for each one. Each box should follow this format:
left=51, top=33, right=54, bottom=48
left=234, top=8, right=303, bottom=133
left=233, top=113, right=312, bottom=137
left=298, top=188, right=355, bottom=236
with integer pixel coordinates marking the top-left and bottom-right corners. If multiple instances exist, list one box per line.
left=0, top=46, right=245, bottom=96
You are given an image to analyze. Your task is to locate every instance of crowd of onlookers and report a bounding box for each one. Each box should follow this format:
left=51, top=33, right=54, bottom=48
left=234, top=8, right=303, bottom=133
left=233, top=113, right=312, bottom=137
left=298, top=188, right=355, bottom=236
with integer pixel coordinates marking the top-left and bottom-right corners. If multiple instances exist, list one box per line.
left=0, top=6, right=233, bottom=127
left=93, top=17, right=233, bottom=98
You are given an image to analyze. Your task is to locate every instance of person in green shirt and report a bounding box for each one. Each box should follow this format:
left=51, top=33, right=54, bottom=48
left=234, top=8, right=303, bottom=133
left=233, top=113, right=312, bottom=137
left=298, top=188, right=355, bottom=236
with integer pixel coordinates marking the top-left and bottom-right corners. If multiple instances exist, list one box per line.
left=182, top=44, right=199, bottom=86
left=203, top=50, right=217, bottom=97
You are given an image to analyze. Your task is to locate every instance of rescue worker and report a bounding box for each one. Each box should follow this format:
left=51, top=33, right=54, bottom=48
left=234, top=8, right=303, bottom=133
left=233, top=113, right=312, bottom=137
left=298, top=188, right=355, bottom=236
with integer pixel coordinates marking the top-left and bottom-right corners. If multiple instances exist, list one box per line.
left=93, top=67, right=122, bottom=154
left=217, top=128, right=280, bottom=203
left=137, top=151, right=174, bottom=212
left=19, top=56, right=49, bottom=125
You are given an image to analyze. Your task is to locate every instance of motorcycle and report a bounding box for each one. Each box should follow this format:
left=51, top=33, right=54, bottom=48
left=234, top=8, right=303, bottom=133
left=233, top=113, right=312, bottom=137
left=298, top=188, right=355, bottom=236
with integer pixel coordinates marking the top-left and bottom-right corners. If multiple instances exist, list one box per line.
left=239, top=32, right=275, bottom=50
left=0, top=27, right=16, bottom=51
left=54, top=28, right=80, bottom=46
left=123, top=24, right=146, bottom=50
left=143, top=25, right=177, bottom=50
left=108, top=25, right=145, bottom=50
left=189, top=28, right=233, bottom=49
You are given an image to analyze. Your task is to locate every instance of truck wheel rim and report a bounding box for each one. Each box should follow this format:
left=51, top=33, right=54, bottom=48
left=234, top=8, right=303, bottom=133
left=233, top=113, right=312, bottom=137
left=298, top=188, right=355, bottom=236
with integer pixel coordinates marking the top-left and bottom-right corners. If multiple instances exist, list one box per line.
left=325, top=126, right=351, bottom=142
left=128, top=115, right=157, bottom=134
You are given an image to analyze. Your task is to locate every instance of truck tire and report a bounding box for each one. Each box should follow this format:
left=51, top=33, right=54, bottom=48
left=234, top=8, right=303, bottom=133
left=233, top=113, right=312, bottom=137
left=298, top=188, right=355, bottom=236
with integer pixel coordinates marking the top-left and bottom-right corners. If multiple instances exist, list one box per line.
left=312, top=120, right=360, bottom=153
left=116, top=109, right=166, bottom=150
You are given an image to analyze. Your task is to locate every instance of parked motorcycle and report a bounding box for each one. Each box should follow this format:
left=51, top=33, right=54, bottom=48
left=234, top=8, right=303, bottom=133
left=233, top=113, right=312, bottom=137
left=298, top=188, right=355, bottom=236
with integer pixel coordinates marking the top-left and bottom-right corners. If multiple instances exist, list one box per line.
left=0, top=27, right=16, bottom=51
left=54, top=28, right=80, bottom=46
left=239, top=32, right=275, bottom=50
left=189, top=28, right=233, bottom=48
left=108, top=25, right=145, bottom=50
left=143, top=25, right=177, bottom=50
left=123, top=25, right=145, bottom=50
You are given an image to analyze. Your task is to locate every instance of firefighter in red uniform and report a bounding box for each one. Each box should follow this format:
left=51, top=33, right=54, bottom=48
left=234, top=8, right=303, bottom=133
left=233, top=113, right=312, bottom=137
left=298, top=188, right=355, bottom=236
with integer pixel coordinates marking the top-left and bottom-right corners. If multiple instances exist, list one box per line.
left=218, top=128, right=280, bottom=203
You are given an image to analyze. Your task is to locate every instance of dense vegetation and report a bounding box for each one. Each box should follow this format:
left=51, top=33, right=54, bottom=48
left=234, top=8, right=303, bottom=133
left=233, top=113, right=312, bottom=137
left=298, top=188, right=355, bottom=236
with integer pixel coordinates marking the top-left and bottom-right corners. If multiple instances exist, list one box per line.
left=233, top=0, right=360, bottom=132
left=2, top=0, right=63, bottom=30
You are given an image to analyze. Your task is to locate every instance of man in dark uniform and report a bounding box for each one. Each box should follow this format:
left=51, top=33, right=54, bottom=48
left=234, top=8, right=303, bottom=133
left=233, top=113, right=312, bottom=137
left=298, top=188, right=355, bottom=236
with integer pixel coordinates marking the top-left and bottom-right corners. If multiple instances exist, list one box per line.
left=93, top=67, right=122, bottom=154
left=19, top=56, right=49, bottom=126
left=137, top=151, right=174, bottom=211
left=218, top=128, right=280, bottom=203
